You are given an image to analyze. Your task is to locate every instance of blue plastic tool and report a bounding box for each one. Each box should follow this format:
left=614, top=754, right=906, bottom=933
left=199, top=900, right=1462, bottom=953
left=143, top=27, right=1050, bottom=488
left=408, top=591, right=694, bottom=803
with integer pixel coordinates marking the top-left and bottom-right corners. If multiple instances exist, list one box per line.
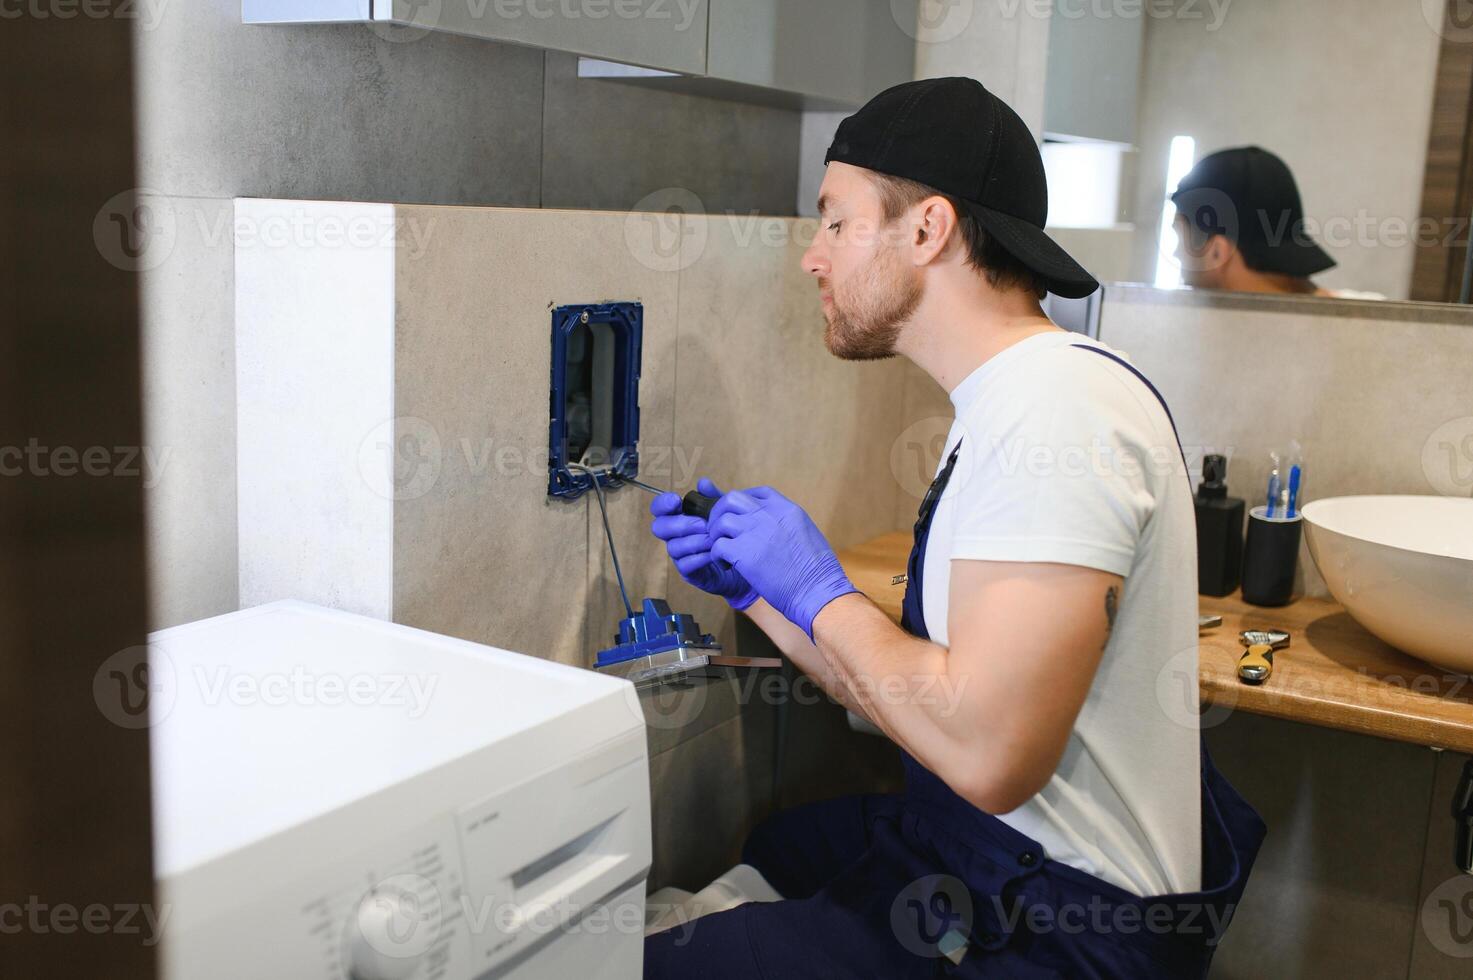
left=593, top=598, right=722, bottom=682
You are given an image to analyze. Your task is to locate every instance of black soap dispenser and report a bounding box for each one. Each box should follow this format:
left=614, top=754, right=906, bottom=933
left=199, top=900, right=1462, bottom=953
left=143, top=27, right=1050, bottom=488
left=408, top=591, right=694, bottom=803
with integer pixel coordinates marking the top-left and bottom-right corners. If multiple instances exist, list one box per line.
left=1195, top=454, right=1245, bottom=597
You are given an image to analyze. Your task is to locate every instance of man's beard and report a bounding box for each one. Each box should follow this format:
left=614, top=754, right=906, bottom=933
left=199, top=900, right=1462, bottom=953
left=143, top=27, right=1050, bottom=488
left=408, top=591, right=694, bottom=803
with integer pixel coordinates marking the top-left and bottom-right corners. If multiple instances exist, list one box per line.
left=822, top=248, right=922, bottom=361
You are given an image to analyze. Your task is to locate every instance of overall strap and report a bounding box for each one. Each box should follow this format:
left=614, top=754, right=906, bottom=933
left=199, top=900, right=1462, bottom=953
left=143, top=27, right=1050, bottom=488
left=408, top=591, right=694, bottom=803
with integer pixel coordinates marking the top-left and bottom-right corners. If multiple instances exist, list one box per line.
left=898, top=438, right=962, bottom=641
left=1071, top=343, right=1192, bottom=492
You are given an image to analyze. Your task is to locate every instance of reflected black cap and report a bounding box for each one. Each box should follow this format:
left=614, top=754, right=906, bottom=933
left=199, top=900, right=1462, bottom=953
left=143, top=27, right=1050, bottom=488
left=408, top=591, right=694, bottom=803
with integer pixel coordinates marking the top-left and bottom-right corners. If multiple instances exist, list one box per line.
left=1171, top=146, right=1335, bottom=277
left=824, top=76, right=1099, bottom=299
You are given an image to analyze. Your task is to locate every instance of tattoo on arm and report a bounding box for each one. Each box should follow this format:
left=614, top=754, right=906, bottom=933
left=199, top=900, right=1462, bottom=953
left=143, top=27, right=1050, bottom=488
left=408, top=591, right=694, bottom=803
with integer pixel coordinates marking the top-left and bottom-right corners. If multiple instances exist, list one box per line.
left=1103, top=586, right=1119, bottom=650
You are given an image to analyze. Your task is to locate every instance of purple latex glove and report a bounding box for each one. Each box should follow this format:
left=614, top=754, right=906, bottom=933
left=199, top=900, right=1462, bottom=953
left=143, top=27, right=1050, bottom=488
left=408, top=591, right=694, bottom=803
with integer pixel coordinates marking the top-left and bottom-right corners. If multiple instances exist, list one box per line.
left=706, top=487, right=859, bottom=640
left=649, top=477, right=758, bottom=610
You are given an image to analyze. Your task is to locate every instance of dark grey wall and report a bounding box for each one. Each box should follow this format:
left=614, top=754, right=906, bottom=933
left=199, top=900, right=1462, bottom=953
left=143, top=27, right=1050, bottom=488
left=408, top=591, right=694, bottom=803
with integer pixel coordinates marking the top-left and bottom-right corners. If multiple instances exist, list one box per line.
left=136, top=1, right=801, bottom=213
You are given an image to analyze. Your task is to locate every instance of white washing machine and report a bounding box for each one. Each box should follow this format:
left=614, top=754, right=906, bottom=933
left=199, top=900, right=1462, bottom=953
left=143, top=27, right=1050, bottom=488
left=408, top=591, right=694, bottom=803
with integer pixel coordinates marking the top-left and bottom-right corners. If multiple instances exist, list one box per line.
left=149, top=601, right=650, bottom=979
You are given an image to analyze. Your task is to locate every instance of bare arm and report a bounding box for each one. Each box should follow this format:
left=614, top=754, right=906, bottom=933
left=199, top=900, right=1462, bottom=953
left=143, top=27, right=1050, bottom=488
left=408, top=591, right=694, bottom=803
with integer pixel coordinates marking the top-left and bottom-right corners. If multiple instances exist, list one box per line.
left=807, top=560, right=1121, bottom=813
left=742, top=597, right=879, bottom=722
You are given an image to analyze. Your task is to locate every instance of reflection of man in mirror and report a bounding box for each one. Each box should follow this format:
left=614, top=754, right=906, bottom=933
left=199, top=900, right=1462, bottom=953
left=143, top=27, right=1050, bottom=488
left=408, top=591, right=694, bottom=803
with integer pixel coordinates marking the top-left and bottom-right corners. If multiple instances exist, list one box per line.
left=1170, top=146, right=1378, bottom=299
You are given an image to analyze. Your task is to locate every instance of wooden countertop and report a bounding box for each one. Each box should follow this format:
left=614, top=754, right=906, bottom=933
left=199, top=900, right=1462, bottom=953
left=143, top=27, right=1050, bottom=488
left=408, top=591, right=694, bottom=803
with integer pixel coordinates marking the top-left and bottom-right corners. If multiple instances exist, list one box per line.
left=837, top=532, right=1473, bottom=754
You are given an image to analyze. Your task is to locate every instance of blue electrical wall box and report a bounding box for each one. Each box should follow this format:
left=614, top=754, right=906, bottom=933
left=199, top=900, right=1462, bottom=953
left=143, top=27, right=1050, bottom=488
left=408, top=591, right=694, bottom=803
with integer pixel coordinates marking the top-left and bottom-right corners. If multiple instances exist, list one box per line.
left=547, top=301, right=642, bottom=499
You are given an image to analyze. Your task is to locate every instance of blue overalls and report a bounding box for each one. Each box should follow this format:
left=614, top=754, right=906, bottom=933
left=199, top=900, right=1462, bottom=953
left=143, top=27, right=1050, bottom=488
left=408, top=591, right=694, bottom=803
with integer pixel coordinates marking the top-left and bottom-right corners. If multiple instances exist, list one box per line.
left=645, top=346, right=1266, bottom=979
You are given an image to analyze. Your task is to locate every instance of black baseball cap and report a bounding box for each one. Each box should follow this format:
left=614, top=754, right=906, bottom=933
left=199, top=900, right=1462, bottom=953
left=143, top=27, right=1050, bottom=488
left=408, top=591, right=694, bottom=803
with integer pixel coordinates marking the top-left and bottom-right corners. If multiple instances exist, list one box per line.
left=824, top=76, right=1099, bottom=299
left=1171, top=146, right=1335, bottom=277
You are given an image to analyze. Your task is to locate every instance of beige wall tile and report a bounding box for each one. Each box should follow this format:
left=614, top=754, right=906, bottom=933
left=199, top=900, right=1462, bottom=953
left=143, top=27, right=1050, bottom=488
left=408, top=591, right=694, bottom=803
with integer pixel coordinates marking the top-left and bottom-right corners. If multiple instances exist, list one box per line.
left=391, top=205, right=681, bottom=667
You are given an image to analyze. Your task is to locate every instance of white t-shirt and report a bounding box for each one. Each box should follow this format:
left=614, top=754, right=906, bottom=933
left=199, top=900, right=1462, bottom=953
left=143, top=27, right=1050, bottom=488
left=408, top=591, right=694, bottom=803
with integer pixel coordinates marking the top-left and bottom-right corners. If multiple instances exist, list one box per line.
left=919, top=330, right=1202, bottom=897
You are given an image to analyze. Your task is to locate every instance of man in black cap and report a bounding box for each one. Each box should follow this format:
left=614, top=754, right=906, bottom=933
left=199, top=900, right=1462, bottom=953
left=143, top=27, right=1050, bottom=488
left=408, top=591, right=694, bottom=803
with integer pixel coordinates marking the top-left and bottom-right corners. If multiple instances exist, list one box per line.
left=645, top=77, right=1263, bottom=977
left=1172, top=145, right=1341, bottom=295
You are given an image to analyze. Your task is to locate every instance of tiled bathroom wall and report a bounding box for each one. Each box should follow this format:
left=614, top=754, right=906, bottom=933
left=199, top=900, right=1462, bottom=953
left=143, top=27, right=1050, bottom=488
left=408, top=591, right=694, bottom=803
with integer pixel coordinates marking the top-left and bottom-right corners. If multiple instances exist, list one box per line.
left=236, top=200, right=912, bottom=889
left=134, top=1, right=804, bottom=634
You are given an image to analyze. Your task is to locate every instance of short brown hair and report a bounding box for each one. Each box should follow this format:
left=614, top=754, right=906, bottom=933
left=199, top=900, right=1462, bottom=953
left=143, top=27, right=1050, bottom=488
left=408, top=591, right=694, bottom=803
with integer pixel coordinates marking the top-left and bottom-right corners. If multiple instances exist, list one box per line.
left=869, top=171, right=1048, bottom=298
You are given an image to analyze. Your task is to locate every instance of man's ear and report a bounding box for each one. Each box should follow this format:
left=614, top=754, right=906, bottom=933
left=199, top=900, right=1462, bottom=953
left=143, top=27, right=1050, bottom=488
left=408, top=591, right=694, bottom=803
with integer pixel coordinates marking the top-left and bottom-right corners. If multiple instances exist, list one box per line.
left=911, top=196, right=957, bottom=266
left=1204, top=233, right=1235, bottom=272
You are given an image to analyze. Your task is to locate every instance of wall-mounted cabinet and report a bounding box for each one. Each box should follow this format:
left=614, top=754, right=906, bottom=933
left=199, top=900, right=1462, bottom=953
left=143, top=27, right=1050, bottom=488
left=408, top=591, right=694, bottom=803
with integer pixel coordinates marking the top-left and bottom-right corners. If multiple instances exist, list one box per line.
left=242, top=0, right=708, bottom=75
left=1043, top=6, right=1144, bottom=144
left=703, top=0, right=918, bottom=108
left=244, top=0, right=917, bottom=110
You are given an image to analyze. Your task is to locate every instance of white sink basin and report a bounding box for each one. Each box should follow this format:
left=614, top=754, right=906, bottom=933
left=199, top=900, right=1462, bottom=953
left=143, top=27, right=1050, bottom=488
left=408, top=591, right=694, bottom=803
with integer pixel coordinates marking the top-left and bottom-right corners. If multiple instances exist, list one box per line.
left=1302, top=495, right=1473, bottom=675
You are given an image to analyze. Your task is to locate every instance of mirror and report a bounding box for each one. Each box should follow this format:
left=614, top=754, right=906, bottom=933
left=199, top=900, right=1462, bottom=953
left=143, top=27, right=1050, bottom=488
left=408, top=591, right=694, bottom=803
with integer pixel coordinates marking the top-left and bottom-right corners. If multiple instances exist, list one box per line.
left=1041, top=1, right=1466, bottom=304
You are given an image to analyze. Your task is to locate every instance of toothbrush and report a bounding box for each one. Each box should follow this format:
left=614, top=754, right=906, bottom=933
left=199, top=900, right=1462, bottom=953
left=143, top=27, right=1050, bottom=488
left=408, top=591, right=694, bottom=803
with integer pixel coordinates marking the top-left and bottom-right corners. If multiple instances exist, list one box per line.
left=1286, top=465, right=1301, bottom=518
left=1266, top=470, right=1281, bottom=518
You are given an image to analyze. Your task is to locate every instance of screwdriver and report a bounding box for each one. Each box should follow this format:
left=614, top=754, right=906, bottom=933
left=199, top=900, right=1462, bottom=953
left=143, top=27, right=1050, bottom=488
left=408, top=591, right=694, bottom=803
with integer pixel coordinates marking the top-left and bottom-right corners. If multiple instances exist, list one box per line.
left=619, top=476, right=719, bottom=519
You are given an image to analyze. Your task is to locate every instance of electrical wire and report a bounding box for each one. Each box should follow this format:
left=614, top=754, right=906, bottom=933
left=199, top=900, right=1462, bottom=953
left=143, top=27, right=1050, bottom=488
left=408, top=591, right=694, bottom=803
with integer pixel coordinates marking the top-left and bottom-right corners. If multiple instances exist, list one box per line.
left=568, top=462, right=635, bottom=619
